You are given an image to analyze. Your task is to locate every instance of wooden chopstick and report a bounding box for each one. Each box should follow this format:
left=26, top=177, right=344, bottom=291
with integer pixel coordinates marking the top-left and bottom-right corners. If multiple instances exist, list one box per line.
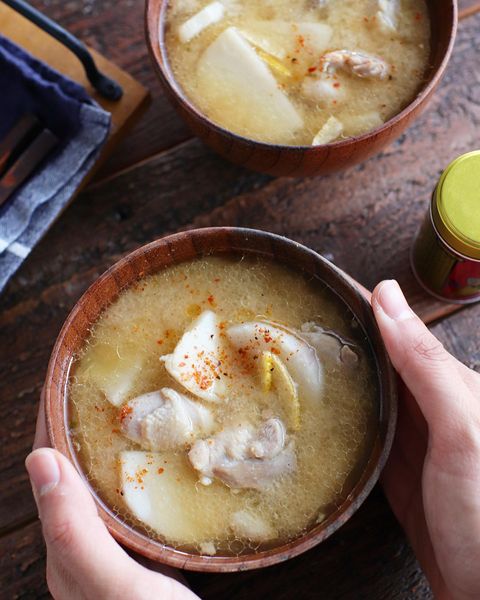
left=0, top=114, right=41, bottom=176
left=0, top=127, right=59, bottom=207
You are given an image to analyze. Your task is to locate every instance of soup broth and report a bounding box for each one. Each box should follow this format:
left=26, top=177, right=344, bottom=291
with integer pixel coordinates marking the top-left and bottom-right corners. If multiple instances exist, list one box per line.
left=164, top=0, right=431, bottom=145
left=69, top=255, right=378, bottom=556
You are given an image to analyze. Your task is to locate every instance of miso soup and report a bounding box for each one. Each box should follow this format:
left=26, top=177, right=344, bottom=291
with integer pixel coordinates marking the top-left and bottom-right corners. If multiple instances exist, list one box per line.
left=164, top=0, right=431, bottom=145
left=69, top=255, right=379, bottom=556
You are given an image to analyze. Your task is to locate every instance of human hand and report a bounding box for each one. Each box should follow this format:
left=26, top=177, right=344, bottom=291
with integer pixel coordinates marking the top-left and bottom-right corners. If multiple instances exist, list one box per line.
left=25, top=394, right=199, bottom=600
left=372, top=280, right=480, bottom=600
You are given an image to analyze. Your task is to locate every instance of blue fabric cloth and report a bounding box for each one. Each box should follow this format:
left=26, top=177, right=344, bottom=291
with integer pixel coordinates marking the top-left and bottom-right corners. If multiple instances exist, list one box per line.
left=0, top=33, right=111, bottom=293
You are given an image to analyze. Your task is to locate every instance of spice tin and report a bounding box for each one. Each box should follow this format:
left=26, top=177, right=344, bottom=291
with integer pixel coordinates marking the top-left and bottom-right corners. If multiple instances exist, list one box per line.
left=411, top=151, right=480, bottom=304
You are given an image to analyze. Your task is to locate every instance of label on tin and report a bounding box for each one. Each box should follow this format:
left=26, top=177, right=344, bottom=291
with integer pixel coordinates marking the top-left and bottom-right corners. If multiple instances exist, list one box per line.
left=441, top=260, right=480, bottom=300
left=412, top=208, right=480, bottom=303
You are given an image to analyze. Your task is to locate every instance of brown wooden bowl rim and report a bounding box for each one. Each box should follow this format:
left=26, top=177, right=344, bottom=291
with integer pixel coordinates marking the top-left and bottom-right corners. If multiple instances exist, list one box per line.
left=44, top=227, right=398, bottom=572
left=145, top=0, right=458, bottom=152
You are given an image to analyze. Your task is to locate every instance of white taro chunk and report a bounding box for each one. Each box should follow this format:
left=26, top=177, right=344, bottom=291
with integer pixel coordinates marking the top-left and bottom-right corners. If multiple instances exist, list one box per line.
left=177, top=1, right=225, bottom=44
left=160, top=310, right=226, bottom=403
left=188, top=418, right=296, bottom=490
left=343, top=111, right=384, bottom=137
left=226, top=320, right=323, bottom=404
left=231, top=510, right=277, bottom=542
left=375, top=0, right=399, bottom=34
left=120, top=451, right=227, bottom=544
left=120, top=388, right=214, bottom=451
left=78, top=343, right=143, bottom=407
left=312, top=116, right=343, bottom=145
left=302, top=73, right=346, bottom=106
left=196, top=27, right=303, bottom=143
left=240, top=21, right=332, bottom=59
left=321, top=50, right=390, bottom=80
left=199, top=541, right=217, bottom=555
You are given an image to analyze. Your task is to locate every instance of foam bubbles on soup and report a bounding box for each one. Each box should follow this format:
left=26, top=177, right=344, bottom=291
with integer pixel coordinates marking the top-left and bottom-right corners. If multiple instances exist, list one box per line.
left=69, top=256, right=379, bottom=556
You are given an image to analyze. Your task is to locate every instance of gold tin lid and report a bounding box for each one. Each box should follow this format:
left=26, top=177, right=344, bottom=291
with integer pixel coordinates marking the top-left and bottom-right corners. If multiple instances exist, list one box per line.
left=433, top=150, right=480, bottom=260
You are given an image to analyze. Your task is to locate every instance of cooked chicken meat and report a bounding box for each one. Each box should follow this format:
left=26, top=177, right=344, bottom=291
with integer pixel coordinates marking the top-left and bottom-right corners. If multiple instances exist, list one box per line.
left=120, top=388, right=214, bottom=451
left=188, top=418, right=296, bottom=490
left=299, top=322, right=359, bottom=370
left=321, top=50, right=390, bottom=80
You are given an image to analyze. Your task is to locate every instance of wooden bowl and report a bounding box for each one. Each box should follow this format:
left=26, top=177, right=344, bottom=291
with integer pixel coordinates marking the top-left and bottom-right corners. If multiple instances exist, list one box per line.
left=44, top=228, right=397, bottom=572
left=145, top=0, right=457, bottom=177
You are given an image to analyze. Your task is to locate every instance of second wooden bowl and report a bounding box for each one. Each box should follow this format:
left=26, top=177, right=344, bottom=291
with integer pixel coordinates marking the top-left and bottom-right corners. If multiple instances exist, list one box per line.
left=44, top=228, right=397, bottom=572
left=145, top=0, right=457, bottom=177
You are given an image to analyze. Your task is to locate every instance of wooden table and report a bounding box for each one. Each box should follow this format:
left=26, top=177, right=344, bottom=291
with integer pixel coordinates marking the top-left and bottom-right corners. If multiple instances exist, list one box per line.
left=1, top=1, right=480, bottom=597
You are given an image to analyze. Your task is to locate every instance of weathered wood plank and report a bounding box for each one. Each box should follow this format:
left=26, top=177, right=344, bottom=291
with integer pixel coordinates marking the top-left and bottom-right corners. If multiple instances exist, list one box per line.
left=0, top=521, right=49, bottom=600
left=25, top=0, right=480, bottom=182
left=2, top=304, right=478, bottom=599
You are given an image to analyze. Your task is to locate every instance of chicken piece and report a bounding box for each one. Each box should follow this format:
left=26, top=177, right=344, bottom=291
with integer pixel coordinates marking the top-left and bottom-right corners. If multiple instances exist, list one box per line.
left=250, top=417, right=286, bottom=458
left=375, top=0, right=398, bottom=34
left=299, top=322, right=359, bottom=370
left=321, top=50, right=390, bottom=80
left=188, top=418, right=296, bottom=490
left=120, top=388, right=214, bottom=451
left=231, top=510, right=276, bottom=542
left=161, top=310, right=226, bottom=403
left=312, top=116, right=343, bottom=145
left=302, top=73, right=346, bottom=106
left=178, top=1, right=225, bottom=44
left=227, top=320, right=323, bottom=405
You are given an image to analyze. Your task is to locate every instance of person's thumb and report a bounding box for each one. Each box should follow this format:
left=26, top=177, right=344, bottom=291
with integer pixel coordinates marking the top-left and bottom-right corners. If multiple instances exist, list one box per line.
left=26, top=448, right=139, bottom=598
left=372, top=280, right=474, bottom=439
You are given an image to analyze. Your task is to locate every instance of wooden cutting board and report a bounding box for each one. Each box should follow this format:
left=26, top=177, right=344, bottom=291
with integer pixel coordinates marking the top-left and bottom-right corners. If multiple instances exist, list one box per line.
left=0, top=2, right=150, bottom=180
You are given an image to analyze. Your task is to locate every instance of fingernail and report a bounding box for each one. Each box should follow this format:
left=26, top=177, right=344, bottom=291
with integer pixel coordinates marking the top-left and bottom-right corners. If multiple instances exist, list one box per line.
left=375, top=280, right=415, bottom=321
left=26, top=449, right=60, bottom=498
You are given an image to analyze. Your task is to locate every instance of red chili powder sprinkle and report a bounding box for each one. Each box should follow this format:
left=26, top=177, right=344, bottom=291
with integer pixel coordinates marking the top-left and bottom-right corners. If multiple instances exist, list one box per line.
left=158, top=468, right=164, bottom=475
left=213, top=278, right=220, bottom=283
left=119, top=405, right=133, bottom=422
left=333, top=82, right=341, bottom=88
left=207, top=294, right=215, bottom=306
left=308, top=66, right=317, bottom=73
left=271, top=347, right=281, bottom=355
left=157, top=339, right=163, bottom=345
